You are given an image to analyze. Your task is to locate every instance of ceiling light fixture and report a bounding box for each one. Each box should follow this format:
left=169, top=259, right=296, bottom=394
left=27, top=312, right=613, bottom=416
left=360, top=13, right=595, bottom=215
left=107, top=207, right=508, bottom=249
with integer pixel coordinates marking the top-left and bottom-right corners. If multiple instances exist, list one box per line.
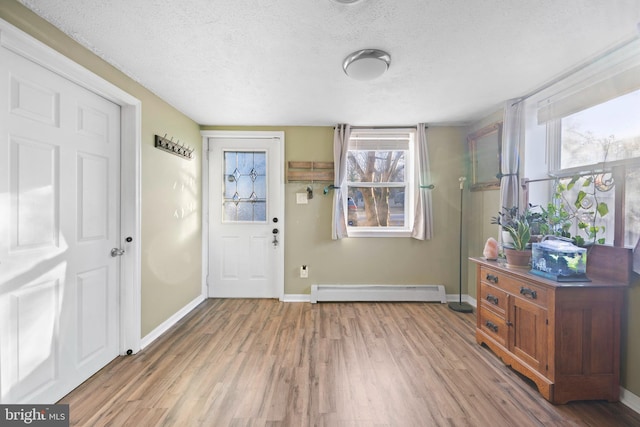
left=342, top=49, right=391, bottom=81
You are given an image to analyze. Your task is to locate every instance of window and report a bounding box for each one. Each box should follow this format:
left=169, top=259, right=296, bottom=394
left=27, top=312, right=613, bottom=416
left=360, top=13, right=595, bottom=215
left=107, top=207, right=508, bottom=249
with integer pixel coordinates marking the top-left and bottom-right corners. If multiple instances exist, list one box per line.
left=548, top=89, right=640, bottom=247
left=345, top=129, right=415, bottom=237
left=535, top=71, right=640, bottom=246
left=558, top=89, right=640, bottom=170
left=223, top=151, right=267, bottom=222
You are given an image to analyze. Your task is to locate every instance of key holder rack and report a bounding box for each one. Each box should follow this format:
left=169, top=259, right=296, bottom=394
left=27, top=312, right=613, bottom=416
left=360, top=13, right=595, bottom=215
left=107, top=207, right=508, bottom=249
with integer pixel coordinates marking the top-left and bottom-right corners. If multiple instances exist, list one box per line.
left=155, top=134, right=194, bottom=160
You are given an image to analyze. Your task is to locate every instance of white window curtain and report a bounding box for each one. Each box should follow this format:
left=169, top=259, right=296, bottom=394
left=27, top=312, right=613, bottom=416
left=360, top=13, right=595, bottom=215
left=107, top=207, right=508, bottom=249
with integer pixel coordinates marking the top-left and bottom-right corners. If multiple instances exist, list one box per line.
left=500, top=100, right=522, bottom=212
left=412, top=123, right=433, bottom=240
left=332, top=124, right=350, bottom=240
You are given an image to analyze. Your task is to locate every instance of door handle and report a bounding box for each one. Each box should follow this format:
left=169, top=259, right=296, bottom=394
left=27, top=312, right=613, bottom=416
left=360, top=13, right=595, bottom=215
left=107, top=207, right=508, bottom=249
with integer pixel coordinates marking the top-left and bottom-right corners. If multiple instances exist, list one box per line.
left=111, top=248, right=125, bottom=257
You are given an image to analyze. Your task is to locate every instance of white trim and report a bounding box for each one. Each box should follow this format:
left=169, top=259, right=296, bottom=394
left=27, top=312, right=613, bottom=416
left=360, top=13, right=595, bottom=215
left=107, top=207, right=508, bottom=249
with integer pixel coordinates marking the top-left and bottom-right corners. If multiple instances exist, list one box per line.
left=447, top=293, right=477, bottom=308
left=621, top=387, right=640, bottom=414
left=310, top=284, right=447, bottom=304
left=0, top=18, right=142, bottom=355
left=200, top=136, right=210, bottom=299
left=200, top=130, right=286, bottom=300
left=119, top=103, right=142, bottom=355
left=347, top=229, right=413, bottom=238
left=345, top=128, right=416, bottom=238
left=140, top=295, right=205, bottom=350
left=282, top=294, right=311, bottom=303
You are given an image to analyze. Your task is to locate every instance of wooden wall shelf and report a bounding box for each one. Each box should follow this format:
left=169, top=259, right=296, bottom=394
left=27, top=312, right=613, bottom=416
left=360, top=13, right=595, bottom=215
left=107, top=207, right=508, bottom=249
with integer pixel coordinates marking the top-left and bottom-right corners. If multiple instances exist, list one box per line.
left=287, top=161, right=334, bottom=183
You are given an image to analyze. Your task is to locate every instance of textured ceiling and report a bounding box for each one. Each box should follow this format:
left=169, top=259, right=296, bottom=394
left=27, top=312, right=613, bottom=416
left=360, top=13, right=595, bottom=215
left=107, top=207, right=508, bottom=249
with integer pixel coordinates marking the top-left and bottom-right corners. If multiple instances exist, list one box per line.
left=18, top=0, right=640, bottom=126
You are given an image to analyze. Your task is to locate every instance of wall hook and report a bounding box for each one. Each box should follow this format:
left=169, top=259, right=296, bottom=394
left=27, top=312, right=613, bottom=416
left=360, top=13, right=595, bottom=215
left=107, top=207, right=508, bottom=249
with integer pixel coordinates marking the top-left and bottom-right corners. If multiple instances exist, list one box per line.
left=155, top=134, right=194, bottom=160
left=323, top=184, right=339, bottom=195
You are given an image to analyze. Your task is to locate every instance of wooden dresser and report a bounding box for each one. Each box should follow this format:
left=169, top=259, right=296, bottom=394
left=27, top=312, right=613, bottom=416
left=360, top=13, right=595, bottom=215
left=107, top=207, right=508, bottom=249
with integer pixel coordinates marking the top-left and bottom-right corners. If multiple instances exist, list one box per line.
left=471, top=255, right=629, bottom=404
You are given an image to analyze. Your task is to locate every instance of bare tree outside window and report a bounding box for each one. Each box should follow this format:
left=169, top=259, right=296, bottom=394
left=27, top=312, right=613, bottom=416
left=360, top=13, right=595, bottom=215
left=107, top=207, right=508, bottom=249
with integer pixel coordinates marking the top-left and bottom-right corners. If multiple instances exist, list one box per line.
left=344, top=129, right=415, bottom=235
left=347, top=150, right=405, bottom=227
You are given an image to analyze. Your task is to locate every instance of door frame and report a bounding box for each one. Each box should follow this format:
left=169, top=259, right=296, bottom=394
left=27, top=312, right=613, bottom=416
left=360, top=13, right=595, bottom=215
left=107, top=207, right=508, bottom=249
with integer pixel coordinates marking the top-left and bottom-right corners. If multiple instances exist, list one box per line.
left=201, top=130, right=285, bottom=300
left=0, top=19, right=142, bottom=354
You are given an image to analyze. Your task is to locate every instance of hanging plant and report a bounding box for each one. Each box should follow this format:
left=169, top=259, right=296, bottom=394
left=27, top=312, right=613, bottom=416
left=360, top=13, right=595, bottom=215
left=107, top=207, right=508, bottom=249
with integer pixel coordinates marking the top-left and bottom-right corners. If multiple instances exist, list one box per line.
left=545, top=173, right=611, bottom=246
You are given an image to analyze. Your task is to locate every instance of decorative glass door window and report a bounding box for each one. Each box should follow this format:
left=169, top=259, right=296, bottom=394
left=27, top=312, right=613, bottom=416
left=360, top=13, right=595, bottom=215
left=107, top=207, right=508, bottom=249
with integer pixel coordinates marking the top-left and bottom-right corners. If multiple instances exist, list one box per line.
left=223, top=151, right=267, bottom=222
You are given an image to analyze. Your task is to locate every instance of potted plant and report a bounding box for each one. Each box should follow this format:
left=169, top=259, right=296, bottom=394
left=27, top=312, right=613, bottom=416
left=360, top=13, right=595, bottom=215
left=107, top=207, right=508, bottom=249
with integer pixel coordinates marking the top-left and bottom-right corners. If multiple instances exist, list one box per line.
left=491, top=206, right=519, bottom=245
left=524, top=204, right=547, bottom=242
left=491, top=204, right=543, bottom=245
left=502, top=218, right=532, bottom=267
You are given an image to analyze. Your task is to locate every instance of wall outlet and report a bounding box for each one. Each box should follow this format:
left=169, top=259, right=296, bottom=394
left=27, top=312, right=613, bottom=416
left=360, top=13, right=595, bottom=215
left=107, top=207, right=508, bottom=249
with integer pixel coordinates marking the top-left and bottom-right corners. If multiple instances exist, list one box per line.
left=300, top=265, right=308, bottom=278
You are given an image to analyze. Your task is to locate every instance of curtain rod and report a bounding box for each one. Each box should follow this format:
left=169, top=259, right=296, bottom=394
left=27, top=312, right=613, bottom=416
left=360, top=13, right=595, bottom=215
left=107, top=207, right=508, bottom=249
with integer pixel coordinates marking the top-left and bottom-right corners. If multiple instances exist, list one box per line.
left=335, top=125, right=428, bottom=130
left=521, top=168, right=612, bottom=186
left=512, top=34, right=640, bottom=106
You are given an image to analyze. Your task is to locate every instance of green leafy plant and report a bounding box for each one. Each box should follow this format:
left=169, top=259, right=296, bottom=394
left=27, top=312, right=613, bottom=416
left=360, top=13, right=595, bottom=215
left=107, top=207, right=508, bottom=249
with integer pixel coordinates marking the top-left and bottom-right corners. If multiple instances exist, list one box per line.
left=492, top=204, right=546, bottom=238
left=502, top=218, right=531, bottom=251
left=574, top=176, right=609, bottom=245
left=541, top=200, right=572, bottom=239
left=524, top=204, right=547, bottom=237
left=546, top=174, right=610, bottom=246
left=490, top=206, right=520, bottom=229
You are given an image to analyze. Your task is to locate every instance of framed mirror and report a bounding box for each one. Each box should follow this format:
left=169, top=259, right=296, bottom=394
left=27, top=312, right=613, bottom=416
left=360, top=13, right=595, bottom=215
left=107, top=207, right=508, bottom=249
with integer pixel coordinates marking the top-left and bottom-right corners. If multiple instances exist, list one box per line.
left=468, top=122, right=502, bottom=191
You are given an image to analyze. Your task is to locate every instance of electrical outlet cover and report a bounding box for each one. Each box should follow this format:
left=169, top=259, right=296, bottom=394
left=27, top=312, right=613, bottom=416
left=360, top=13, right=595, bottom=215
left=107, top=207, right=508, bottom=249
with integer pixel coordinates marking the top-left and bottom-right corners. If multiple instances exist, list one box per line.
left=296, top=193, right=308, bottom=204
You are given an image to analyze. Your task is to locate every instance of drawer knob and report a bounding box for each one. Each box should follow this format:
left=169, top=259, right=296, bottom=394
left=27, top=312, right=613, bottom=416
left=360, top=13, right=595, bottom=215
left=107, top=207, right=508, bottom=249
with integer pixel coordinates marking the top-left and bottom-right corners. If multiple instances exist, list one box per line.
left=486, top=274, right=498, bottom=283
left=486, top=294, right=499, bottom=305
left=485, top=320, right=499, bottom=333
left=520, top=287, right=537, bottom=299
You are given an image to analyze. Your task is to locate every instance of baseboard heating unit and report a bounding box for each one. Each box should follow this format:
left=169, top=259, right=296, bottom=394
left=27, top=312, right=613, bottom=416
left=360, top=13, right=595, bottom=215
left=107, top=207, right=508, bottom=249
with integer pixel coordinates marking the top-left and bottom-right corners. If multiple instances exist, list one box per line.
left=310, top=284, right=447, bottom=304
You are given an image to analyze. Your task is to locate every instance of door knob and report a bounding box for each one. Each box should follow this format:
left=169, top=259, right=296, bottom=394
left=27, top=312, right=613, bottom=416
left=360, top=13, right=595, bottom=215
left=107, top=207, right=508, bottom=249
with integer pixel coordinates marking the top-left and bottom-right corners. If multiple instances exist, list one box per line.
left=111, top=248, right=125, bottom=257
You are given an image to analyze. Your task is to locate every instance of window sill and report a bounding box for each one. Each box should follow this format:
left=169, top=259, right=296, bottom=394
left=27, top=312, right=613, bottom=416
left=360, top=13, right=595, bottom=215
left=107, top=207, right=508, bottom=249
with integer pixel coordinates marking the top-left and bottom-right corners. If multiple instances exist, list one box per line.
left=347, top=228, right=413, bottom=238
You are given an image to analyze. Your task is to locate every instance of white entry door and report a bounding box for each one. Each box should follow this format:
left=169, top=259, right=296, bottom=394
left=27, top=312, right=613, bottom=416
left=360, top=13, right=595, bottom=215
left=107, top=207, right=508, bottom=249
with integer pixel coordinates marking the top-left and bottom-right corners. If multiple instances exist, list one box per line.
left=0, top=47, right=121, bottom=403
left=207, top=133, right=284, bottom=298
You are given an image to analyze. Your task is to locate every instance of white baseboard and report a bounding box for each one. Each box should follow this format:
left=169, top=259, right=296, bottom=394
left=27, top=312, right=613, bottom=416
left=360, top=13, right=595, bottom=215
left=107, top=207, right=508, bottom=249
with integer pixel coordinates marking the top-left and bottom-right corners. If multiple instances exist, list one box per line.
left=310, top=284, right=447, bottom=304
left=140, top=294, right=205, bottom=350
left=447, top=294, right=477, bottom=308
left=282, top=294, right=311, bottom=302
left=284, top=293, right=476, bottom=306
left=621, top=387, right=640, bottom=414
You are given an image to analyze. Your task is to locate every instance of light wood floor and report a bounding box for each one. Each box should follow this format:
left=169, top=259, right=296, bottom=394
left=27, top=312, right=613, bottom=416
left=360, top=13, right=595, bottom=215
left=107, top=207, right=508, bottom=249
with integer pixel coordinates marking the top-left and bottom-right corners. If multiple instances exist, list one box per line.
left=59, top=299, right=640, bottom=426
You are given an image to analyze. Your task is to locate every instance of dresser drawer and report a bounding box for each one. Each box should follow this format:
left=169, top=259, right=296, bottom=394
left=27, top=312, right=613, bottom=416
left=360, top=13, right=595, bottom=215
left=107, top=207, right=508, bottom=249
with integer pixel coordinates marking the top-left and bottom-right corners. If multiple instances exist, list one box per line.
left=480, top=266, right=548, bottom=307
left=478, top=308, right=508, bottom=347
left=480, top=282, right=507, bottom=317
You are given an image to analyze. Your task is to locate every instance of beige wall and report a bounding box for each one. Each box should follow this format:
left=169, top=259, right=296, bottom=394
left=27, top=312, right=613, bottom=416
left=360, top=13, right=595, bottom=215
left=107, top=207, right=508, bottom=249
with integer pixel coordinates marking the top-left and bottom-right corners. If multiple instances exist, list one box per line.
left=202, top=125, right=467, bottom=295
left=464, top=111, right=640, bottom=396
left=463, top=110, right=504, bottom=300
left=465, top=190, right=501, bottom=298
left=139, top=106, right=202, bottom=336
left=0, top=1, right=203, bottom=337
